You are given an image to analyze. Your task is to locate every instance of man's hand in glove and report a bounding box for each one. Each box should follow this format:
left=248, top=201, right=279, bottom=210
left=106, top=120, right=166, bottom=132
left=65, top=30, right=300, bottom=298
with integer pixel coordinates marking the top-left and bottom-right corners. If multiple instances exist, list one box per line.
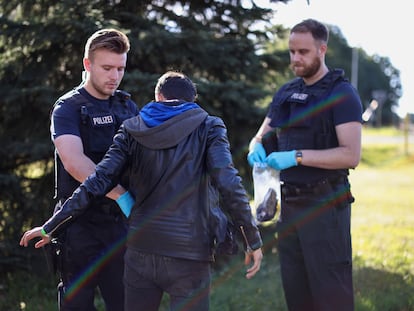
left=247, top=142, right=266, bottom=167
left=116, top=191, right=135, bottom=217
left=266, top=150, right=298, bottom=171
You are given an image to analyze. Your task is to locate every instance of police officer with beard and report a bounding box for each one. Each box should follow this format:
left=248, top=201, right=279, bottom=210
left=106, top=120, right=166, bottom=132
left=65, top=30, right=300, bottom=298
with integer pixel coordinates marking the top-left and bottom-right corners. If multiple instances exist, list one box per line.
left=248, top=19, right=363, bottom=311
left=47, top=29, right=138, bottom=310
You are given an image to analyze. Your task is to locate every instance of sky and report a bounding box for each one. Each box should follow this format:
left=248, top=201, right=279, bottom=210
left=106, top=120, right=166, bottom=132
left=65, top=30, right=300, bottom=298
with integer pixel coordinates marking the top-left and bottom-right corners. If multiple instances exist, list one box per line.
left=256, top=0, right=412, bottom=117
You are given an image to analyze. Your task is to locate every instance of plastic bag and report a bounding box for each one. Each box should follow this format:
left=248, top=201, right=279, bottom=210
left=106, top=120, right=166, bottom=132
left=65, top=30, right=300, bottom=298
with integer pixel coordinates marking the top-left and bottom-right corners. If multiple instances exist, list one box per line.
left=253, top=163, right=280, bottom=223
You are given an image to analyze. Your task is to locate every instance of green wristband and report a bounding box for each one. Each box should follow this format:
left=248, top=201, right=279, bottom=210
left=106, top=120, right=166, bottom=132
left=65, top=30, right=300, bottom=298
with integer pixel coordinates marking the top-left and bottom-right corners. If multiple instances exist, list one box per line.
left=41, top=228, right=48, bottom=237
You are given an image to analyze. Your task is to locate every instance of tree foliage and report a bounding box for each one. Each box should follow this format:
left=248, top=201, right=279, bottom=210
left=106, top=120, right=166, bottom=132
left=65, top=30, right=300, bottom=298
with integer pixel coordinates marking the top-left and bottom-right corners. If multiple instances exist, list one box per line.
left=326, top=25, right=401, bottom=126
left=0, top=0, right=401, bottom=274
left=0, top=0, right=290, bottom=273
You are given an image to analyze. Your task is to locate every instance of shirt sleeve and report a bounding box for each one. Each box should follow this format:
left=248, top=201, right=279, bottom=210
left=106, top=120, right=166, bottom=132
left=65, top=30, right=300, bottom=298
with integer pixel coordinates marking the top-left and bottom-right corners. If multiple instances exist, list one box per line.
left=127, top=100, right=140, bottom=116
left=50, top=101, right=81, bottom=141
left=332, top=82, right=363, bottom=125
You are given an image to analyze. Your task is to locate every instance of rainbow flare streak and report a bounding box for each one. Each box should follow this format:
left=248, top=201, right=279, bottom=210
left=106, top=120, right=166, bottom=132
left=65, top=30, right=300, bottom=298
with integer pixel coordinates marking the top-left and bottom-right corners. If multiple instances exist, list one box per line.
left=63, top=92, right=351, bottom=307
left=276, top=181, right=352, bottom=241
left=63, top=236, right=127, bottom=301
left=62, top=184, right=201, bottom=304
left=282, top=91, right=348, bottom=128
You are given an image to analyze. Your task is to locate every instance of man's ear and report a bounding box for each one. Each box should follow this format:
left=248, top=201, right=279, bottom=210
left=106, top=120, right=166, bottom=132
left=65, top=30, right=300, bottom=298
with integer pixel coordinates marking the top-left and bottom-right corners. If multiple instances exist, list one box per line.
left=319, top=43, right=328, bottom=56
left=155, top=93, right=166, bottom=101
left=83, top=58, right=91, bottom=72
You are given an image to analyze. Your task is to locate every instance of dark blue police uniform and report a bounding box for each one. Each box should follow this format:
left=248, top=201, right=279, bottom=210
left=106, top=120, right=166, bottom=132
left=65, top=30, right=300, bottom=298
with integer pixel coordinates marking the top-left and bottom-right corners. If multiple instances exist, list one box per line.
left=267, top=69, right=363, bottom=311
left=50, top=86, right=139, bottom=311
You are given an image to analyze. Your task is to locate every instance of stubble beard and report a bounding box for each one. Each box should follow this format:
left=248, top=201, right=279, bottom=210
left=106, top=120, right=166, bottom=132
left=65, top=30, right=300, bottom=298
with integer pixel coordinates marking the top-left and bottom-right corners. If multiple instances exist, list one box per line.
left=292, top=57, right=321, bottom=79
left=90, top=78, right=116, bottom=99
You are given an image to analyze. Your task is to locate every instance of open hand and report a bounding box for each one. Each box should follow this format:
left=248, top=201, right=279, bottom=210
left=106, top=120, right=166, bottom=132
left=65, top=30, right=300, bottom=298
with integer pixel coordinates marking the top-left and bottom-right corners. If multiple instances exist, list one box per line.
left=244, top=248, right=263, bottom=279
left=19, top=227, right=51, bottom=248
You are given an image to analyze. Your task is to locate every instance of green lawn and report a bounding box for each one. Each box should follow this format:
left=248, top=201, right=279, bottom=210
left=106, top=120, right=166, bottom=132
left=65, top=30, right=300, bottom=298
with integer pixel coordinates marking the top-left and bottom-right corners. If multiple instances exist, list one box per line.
left=207, top=149, right=414, bottom=310
left=2, top=127, right=414, bottom=310
left=349, top=138, right=414, bottom=311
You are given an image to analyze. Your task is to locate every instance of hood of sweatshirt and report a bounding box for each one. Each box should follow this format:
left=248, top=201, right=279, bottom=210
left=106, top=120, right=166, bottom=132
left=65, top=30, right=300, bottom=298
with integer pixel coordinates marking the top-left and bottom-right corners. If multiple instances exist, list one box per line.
left=123, top=101, right=208, bottom=149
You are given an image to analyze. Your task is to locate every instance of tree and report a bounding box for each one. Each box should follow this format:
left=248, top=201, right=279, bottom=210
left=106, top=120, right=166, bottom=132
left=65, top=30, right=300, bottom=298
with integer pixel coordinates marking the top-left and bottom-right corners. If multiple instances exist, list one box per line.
left=0, top=0, right=402, bottom=276
left=0, top=0, right=290, bottom=273
left=327, top=25, right=402, bottom=126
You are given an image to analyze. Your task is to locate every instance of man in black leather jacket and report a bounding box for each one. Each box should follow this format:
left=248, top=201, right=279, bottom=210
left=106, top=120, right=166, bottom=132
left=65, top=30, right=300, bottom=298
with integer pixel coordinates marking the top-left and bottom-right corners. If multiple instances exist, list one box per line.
left=21, top=71, right=263, bottom=311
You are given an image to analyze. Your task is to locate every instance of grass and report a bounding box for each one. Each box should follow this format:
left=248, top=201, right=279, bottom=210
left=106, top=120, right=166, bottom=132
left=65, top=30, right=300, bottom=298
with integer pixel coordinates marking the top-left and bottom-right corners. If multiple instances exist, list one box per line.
left=1, top=127, right=414, bottom=310
left=350, top=128, right=414, bottom=311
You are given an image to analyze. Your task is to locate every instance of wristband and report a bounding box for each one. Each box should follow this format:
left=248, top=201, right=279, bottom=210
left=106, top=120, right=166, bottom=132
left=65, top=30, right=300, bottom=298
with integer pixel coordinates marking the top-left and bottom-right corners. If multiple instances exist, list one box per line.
left=41, top=228, right=48, bottom=237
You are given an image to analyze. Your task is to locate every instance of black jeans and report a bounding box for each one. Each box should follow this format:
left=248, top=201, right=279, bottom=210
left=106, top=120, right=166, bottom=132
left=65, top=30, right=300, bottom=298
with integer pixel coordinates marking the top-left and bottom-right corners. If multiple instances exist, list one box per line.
left=124, top=249, right=211, bottom=311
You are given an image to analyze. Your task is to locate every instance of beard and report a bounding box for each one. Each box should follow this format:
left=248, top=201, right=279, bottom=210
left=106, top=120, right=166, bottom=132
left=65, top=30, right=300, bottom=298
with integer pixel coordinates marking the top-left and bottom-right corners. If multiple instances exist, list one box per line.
left=291, top=57, right=321, bottom=79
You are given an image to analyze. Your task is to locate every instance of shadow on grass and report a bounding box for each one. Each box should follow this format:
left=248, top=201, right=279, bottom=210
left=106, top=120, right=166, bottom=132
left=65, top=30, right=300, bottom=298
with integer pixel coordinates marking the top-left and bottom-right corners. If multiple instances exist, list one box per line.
left=3, top=225, right=413, bottom=311
left=354, top=264, right=414, bottom=311
left=209, top=224, right=414, bottom=311
left=207, top=223, right=286, bottom=311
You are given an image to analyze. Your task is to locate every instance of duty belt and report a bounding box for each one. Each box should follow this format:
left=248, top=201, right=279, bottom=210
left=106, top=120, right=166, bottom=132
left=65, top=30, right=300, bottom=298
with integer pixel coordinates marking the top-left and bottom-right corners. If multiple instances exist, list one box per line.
left=281, top=176, right=347, bottom=196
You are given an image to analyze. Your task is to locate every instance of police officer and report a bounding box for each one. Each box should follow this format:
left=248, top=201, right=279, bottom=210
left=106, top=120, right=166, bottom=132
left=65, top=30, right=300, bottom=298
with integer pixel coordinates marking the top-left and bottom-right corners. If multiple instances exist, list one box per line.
left=49, top=29, right=138, bottom=310
left=248, top=19, right=363, bottom=311
left=21, top=71, right=263, bottom=311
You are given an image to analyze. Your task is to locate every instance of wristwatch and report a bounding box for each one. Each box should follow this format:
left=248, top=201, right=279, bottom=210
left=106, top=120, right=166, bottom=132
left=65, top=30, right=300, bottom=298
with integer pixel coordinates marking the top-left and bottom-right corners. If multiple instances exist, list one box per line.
left=295, top=150, right=303, bottom=165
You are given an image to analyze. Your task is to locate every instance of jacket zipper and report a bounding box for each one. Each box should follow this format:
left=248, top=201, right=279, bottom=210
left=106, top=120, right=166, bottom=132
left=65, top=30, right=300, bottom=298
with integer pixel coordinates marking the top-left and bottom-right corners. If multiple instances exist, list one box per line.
left=48, top=216, right=73, bottom=236
left=239, top=225, right=252, bottom=253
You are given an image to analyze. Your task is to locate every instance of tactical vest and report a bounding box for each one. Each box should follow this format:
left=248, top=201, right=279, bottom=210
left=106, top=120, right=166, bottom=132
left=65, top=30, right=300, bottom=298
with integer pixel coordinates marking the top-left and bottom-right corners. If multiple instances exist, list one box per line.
left=271, top=69, right=346, bottom=152
left=54, top=89, right=136, bottom=200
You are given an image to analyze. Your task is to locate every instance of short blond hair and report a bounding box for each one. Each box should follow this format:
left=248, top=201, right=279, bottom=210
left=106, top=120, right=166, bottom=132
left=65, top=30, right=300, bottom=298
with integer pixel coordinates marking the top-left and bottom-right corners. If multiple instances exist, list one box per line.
left=84, top=28, right=130, bottom=60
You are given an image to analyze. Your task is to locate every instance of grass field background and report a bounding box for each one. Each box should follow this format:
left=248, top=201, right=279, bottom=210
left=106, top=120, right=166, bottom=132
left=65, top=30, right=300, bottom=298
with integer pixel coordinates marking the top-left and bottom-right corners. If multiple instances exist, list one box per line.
left=1, top=126, right=413, bottom=310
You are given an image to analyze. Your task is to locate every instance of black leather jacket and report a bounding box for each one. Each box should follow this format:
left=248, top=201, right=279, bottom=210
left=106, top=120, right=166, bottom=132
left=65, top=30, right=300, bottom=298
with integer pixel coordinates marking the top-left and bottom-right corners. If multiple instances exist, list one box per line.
left=43, top=105, right=262, bottom=261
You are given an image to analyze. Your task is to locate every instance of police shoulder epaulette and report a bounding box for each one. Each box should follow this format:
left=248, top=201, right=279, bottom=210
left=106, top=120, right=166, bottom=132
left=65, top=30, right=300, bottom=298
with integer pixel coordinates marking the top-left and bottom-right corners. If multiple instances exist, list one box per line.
left=114, top=90, right=131, bottom=101
left=69, top=91, right=92, bottom=107
left=285, top=77, right=303, bottom=90
left=330, top=68, right=347, bottom=82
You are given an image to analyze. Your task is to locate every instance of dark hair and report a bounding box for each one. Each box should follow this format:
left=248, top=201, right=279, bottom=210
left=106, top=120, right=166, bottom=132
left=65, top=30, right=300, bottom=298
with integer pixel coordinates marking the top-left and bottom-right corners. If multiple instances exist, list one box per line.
left=291, top=19, right=329, bottom=44
left=84, top=28, right=130, bottom=59
left=155, top=71, right=197, bottom=102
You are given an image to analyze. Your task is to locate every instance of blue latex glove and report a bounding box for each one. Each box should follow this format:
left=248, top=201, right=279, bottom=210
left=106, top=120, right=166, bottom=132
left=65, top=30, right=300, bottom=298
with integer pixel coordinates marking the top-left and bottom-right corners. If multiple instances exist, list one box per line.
left=266, top=150, right=297, bottom=170
left=247, top=142, right=266, bottom=167
left=116, top=191, right=135, bottom=218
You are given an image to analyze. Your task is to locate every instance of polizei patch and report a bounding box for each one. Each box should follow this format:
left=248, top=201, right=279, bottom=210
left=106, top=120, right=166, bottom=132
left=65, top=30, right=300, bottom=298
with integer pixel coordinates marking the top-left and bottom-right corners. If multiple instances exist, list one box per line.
left=92, top=115, right=114, bottom=126
left=290, top=93, right=308, bottom=101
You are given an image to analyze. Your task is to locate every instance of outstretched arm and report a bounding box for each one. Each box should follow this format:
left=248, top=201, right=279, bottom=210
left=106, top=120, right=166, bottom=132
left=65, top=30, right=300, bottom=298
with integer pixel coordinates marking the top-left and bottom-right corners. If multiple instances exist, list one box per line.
left=20, top=227, right=51, bottom=248
left=244, top=248, right=263, bottom=279
left=19, top=128, right=131, bottom=247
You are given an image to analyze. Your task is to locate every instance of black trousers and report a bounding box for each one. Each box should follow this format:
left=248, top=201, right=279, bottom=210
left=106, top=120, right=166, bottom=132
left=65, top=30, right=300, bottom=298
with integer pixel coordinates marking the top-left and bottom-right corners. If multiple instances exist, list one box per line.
left=58, top=215, right=127, bottom=311
left=276, top=180, right=354, bottom=311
